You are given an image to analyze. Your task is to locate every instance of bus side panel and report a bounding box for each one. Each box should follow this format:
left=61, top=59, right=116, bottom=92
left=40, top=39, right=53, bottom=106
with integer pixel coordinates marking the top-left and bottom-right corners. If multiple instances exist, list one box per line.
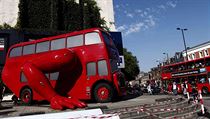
left=64, top=45, right=112, bottom=100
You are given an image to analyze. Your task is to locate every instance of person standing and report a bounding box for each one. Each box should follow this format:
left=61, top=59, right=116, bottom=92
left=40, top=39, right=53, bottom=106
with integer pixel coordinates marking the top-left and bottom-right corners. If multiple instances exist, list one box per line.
left=0, top=81, right=5, bottom=103
left=147, top=83, right=152, bottom=95
left=172, top=81, right=177, bottom=95
left=183, top=81, right=187, bottom=97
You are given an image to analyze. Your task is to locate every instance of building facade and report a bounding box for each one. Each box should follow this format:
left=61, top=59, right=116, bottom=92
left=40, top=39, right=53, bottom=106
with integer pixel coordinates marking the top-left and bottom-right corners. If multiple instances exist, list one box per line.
left=0, top=0, right=116, bottom=31
left=183, top=41, right=210, bottom=61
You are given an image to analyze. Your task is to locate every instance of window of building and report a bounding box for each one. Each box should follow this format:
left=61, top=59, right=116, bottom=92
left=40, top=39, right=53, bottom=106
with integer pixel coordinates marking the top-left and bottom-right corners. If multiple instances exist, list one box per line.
left=20, top=72, right=27, bottom=82
left=23, top=44, right=35, bottom=55
left=85, top=32, right=101, bottom=45
left=9, top=47, right=22, bottom=57
left=50, top=72, right=59, bottom=80
left=199, top=51, right=204, bottom=58
left=67, top=35, right=83, bottom=48
left=192, top=54, right=195, bottom=60
left=188, top=54, right=192, bottom=60
left=204, top=49, right=209, bottom=56
left=198, top=77, right=207, bottom=83
left=51, top=38, right=65, bottom=50
left=98, top=60, right=108, bottom=76
left=87, top=62, right=96, bottom=76
left=36, top=41, right=49, bottom=53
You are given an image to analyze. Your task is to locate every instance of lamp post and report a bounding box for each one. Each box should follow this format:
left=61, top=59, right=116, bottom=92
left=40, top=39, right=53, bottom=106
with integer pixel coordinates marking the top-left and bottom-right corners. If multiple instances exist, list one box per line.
left=177, top=28, right=188, bottom=61
left=163, top=53, right=169, bottom=64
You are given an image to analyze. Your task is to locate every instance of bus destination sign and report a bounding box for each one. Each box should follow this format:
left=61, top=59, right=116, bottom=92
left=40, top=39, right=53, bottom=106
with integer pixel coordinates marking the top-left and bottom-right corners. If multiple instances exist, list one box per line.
left=172, top=70, right=199, bottom=77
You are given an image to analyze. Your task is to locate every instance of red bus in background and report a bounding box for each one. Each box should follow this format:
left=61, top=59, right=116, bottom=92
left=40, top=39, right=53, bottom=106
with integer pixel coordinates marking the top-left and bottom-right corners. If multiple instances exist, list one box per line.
left=161, top=56, right=210, bottom=94
left=2, top=28, right=126, bottom=104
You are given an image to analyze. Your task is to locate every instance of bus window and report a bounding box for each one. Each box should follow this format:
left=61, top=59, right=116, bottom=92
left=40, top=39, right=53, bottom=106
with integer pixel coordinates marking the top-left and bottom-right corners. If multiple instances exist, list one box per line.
left=98, top=60, right=108, bottom=76
left=23, top=44, right=35, bottom=55
left=187, top=61, right=195, bottom=69
left=198, top=76, right=207, bottom=83
left=50, top=72, right=59, bottom=80
left=51, top=38, right=65, bottom=50
left=85, top=32, right=101, bottom=45
left=206, top=57, right=210, bottom=66
left=36, top=41, right=49, bottom=53
left=87, top=62, right=96, bottom=76
left=67, top=35, right=83, bottom=48
left=175, top=78, right=181, bottom=84
left=20, top=72, right=27, bottom=82
left=195, top=59, right=205, bottom=68
left=9, top=47, right=22, bottom=57
left=188, top=76, right=196, bottom=85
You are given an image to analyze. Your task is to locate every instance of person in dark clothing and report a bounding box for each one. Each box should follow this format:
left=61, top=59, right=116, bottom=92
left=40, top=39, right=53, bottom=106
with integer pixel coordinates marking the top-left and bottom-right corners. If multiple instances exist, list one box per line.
left=192, top=86, right=198, bottom=102
left=0, top=81, right=5, bottom=102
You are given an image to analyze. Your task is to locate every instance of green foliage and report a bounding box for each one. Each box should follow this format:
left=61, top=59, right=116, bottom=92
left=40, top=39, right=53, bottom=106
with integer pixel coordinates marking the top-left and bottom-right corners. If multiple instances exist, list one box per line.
left=0, top=23, right=13, bottom=29
left=63, top=0, right=82, bottom=31
left=122, top=48, right=140, bottom=81
left=17, top=0, right=108, bottom=31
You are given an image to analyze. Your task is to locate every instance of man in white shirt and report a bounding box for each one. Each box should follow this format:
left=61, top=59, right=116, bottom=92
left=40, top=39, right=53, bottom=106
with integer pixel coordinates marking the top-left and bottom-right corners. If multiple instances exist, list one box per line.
left=173, top=81, right=177, bottom=95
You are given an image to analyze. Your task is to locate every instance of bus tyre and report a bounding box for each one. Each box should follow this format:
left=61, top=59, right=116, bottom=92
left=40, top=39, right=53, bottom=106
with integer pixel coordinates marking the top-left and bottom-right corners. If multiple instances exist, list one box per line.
left=202, top=87, right=209, bottom=95
left=20, top=88, right=33, bottom=105
left=94, top=83, right=113, bottom=103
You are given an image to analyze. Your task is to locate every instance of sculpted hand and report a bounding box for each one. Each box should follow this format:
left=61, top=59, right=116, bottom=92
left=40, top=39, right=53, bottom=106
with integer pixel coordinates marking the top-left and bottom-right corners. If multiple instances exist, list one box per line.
left=50, top=95, right=87, bottom=110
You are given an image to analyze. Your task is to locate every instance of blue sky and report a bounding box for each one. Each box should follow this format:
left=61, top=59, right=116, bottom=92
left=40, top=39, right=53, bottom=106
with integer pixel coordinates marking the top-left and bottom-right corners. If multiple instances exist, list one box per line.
left=113, top=0, right=210, bottom=72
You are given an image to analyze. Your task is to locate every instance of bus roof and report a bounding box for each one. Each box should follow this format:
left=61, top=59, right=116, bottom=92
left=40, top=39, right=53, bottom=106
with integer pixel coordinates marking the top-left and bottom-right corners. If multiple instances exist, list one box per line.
left=9, top=28, right=105, bottom=49
left=161, top=55, right=210, bottom=68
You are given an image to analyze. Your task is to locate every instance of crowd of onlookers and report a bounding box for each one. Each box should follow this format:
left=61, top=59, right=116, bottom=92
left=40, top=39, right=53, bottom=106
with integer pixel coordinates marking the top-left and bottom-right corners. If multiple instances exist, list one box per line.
left=165, top=80, right=199, bottom=101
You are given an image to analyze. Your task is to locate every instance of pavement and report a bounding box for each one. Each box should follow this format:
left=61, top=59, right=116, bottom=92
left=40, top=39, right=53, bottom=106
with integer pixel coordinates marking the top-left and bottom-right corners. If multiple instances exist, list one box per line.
left=0, top=94, right=210, bottom=118
left=0, top=94, right=173, bottom=118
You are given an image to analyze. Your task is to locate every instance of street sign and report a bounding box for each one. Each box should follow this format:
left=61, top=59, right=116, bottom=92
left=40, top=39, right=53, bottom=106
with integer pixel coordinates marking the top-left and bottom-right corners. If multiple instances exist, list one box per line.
left=118, top=55, right=125, bottom=68
left=0, top=37, right=4, bottom=50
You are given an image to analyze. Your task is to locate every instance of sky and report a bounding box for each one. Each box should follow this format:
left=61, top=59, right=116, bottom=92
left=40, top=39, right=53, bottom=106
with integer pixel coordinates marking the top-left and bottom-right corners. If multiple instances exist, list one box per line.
left=113, top=0, right=210, bottom=72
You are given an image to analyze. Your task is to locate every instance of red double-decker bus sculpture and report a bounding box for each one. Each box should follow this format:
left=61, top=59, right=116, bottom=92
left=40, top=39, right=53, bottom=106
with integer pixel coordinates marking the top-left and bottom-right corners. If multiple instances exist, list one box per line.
left=2, top=28, right=125, bottom=110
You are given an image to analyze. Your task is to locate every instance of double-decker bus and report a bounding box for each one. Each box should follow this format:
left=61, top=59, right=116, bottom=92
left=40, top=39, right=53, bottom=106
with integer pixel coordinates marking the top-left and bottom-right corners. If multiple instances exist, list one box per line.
left=2, top=28, right=126, bottom=104
left=161, top=56, right=210, bottom=94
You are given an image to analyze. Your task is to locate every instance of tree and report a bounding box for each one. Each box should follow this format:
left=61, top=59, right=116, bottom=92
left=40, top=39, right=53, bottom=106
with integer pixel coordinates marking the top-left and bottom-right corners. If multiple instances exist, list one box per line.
left=16, top=0, right=108, bottom=31
left=122, top=48, right=140, bottom=81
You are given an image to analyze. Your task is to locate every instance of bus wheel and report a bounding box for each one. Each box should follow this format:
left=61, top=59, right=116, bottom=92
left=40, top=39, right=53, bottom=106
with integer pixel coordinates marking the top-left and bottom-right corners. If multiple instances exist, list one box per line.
left=202, top=87, right=209, bottom=95
left=20, top=88, right=33, bottom=105
left=94, top=83, right=113, bottom=103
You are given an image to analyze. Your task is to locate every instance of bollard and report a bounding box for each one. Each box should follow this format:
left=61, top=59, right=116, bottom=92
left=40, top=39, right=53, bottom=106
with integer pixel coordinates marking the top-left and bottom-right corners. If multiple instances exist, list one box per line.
left=198, top=90, right=205, bottom=115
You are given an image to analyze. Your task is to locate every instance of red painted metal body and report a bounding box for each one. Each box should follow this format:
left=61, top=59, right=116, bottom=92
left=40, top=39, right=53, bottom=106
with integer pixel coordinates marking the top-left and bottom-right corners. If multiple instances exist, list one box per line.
left=2, top=28, right=125, bottom=109
left=161, top=56, right=210, bottom=94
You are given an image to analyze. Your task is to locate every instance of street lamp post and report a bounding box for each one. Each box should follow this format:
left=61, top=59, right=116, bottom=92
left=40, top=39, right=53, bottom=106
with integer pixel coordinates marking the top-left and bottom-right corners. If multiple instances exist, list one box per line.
left=163, top=53, right=169, bottom=64
left=177, top=28, right=188, bottom=61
